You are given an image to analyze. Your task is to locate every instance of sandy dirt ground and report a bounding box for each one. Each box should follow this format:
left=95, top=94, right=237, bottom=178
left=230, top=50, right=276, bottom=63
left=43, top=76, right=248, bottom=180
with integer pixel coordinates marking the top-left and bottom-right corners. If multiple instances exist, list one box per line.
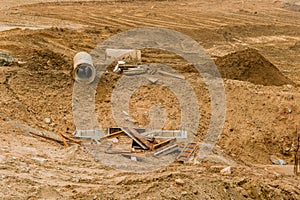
left=0, top=0, right=300, bottom=199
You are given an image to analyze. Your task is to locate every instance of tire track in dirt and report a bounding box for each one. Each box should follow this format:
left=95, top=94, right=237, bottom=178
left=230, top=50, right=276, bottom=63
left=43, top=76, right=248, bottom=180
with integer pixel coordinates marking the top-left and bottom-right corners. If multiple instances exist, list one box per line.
left=168, top=13, right=232, bottom=28
left=88, top=14, right=135, bottom=27
left=5, top=1, right=300, bottom=39
left=118, top=14, right=207, bottom=30
left=79, top=15, right=137, bottom=28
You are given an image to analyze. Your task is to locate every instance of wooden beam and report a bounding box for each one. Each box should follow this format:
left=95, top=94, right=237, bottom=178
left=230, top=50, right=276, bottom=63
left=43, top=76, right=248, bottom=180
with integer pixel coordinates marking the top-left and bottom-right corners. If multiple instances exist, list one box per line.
left=154, top=144, right=178, bottom=157
left=58, top=132, right=69, bottom=147
left=153, top=138, right=176, bottom=150
left=61, top=134, right=82, bottom=145
left=29, top=131, right=82, bottom=146
left=128, top=127, right=153, bottom=150
left=121, top=127, right=148, bottom=150
left=100, top=130, right=124, bottom=139
left=29, top=131, right=63, bottom=145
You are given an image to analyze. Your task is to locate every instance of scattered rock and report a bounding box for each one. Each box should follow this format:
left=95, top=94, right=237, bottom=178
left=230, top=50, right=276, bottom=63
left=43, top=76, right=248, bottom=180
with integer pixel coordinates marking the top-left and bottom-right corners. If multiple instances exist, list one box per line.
left=181, top=191, right=188, bottom=196
left=44, top=118, right=52, bottom=124
left=175, top=178, right=185, bottom=186
left=125, top=116, right=137, bottom=123
left=32, top=157, right=47, bottom=165
left=220, top=166, right=231, bottom=175
left=194, top=160, right=200, bottom=165
left=17, top=61, right=26, bottom=65
left=131, top=156, right=137, bottom=162
left=270, top=155, right=286, bottom=165
left=122, top=110, right=129, bottom=116
left=148, top=77, right=159, bottom=84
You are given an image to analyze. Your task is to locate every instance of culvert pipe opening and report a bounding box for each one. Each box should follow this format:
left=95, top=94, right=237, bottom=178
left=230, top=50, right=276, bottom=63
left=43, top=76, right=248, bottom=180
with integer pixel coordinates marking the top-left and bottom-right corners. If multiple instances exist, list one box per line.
left=73, top=52, right=96, bottom=84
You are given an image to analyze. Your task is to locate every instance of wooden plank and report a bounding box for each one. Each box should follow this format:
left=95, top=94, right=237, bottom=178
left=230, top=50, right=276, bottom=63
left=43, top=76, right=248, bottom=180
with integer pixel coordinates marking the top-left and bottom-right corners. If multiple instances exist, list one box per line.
left=58, top=132, right=69, bottom=147
left=100, top=130, right=124, bottom=139
left=154, top=144, right=178, bottom=156
left=62, top=135, right=82, bottom=145
left=105, top=150, right=132, bottom=154
left=121, top=127, right=148, bottom=150
left=29, top=131, right=63, bottom=145
left=29, top=131, right=82, bottom=146
left=128, top=127, right=153, bottom=149
left=153, top=138, right=175, bottom=150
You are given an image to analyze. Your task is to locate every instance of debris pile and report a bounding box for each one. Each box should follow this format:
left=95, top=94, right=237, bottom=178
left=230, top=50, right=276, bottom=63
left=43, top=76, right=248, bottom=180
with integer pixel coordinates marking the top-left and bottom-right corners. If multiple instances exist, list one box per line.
left=74, top=127, right=198, bottom=164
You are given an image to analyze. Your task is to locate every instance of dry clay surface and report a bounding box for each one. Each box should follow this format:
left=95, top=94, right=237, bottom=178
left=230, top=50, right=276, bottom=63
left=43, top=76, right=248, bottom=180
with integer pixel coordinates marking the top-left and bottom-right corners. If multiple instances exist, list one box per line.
left=0, top=0, right=300, bottom=199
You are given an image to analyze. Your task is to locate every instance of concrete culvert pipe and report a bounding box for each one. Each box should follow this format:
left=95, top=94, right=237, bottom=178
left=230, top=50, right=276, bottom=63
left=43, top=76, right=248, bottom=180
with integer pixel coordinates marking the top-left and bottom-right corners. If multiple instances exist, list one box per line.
left=73, top=52, right=96, bottom=84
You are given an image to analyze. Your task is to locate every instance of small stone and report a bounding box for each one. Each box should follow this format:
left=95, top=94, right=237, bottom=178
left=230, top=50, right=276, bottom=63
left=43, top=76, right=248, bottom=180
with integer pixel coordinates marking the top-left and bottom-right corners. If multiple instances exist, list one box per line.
left=148, top=77, right=159, bottom=84
left=122, top=110, right=129, bottom=116
left=175, top=178, right=185, bottom=185
left=131, top=156, right=137, bottom=162
left=50, top=123, right=56, bottom=127
left=181, top=191, right=188, bottom=196
left=220, top=166, right=231, bottom=175
left=270, top=155, right=286, bottom=165
left=44, top=118, right=52, bottom=124
left=17, top=61, right=27, bottom=65
left=32, top=157, right=47, bottom=165
left=126, top=117, right=137, bottom=123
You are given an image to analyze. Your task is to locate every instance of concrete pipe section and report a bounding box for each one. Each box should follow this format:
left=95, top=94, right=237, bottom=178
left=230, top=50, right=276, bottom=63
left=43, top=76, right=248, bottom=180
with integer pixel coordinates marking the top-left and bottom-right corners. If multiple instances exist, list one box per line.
left=73, top=52, right=96, bottom=84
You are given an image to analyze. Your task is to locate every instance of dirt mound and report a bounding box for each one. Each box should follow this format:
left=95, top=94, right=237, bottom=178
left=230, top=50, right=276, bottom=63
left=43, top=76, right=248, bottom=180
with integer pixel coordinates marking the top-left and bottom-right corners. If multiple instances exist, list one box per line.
left=215, top=48, right=295, bottom=86
left=23, top=49, right=71, bottom=71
